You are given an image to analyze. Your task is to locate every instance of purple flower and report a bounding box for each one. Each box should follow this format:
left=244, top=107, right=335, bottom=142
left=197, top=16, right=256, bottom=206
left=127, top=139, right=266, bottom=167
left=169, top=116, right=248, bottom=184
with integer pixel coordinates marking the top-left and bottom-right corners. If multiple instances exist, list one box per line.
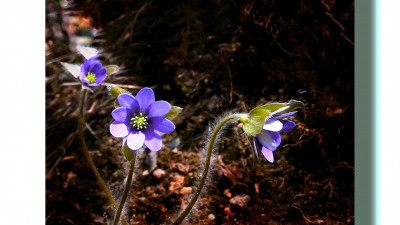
left=80, top=58, right=107, bottom=87
left=253, top=111, right=297, bottom=163
left=110, top=88, right=175, bottom=151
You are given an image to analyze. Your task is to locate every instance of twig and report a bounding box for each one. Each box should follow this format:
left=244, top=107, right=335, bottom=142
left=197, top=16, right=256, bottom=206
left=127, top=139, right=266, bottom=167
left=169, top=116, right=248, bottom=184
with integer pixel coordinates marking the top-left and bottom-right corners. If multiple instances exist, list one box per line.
left=46, top=53, right=76, bottom=65
left=340, top=32, right=354, bottom=46
left=325, top=12, right=345, bottom=31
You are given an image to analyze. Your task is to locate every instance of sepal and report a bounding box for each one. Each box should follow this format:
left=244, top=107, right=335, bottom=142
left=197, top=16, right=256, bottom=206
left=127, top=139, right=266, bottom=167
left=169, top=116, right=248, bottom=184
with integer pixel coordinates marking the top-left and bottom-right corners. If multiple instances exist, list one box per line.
left=122, top=138, right=135, bottom=161
left=247, top=135, right=261, bottom=163
left=108, top=85, right=129, bottom=107
left=164, top=106, right=183, bottom=120
left=105, top=65, right=120, bottom=76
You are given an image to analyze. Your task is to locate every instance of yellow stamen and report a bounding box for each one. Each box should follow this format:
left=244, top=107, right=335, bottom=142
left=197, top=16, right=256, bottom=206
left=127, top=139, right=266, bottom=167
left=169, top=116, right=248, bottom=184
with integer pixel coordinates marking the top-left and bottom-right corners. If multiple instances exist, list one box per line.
left=86, top=72, right=96, bottom=84
left=130, top=113, right=149, bottom=130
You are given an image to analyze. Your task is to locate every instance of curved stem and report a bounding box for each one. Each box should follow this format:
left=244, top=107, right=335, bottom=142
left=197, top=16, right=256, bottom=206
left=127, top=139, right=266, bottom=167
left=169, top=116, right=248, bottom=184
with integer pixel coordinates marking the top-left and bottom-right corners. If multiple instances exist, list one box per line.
left=172, top=114, right=245, bottom=225
left=78, top=89, right=129, bottom=225
left=112, top=155, right=136, bottom=225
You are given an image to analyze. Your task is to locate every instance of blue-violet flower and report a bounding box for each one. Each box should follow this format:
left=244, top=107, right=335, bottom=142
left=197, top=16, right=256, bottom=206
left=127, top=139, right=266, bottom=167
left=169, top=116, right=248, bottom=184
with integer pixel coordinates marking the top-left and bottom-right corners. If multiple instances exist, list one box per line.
left=110, top=88, right=175, bottom=151
left=80, top=58, right=107, bottom=87
left=253, top=111, right=297, bottom=163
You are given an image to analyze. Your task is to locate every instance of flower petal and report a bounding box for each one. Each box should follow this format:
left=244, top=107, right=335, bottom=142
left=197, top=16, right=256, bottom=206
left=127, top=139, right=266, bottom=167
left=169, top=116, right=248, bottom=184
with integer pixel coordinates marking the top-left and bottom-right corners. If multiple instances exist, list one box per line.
left=93, top=63, right=105, bottom=75
left=263, top=119, right=283, bottom=131
left=270, top=105, right=290, bottom=116
left=136, top=88, right=155, bottom=111
left=81, top=60, right=91, bottom=74
left=80, top=63, right=88, bottom=80
left=110, top=122, right=129, bottom=138
left=91, top=63, right=101, bottom=74
left=271, top=131, right=282, bottom=147
left=126, top=131, right=145, bottom=150
left=151, top=117, right=175, bottom=133
left=118, top=94, right=139, bottom=113
left=261, top=147, right=274, bottom=163
left=256, top=130, right=281, bottom=151
left=87, top=82, right=100, bottom=87
left=146, top=101, right=171, bottom=117
left=81, top=77, right=90, bottom=85
left=273, top=111, right=297, bottom=119
left=77, top=46, right=99, bottom=60
left=144, top=130, right=163, bottom=151
left=280, top=120, right=296, bottom=132
left=253, top=136, right=260, bottom=160
left=61, top=62, right=80, bottom=78
left=112, top=107, right=130, bottom=122
left=94, top=74, right=107, bottom=85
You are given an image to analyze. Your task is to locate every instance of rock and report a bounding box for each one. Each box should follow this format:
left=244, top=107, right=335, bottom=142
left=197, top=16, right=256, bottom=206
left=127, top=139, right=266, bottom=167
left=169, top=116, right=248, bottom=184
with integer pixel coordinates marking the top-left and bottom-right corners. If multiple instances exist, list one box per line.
left=169, top=174, right=185, bottom=193
left=142, top=170, right=150, bottom=176
left=224, top=206, right=231, bottom=216
left=229, top=194, right=251, bottom=207
left=224, top=189, right=232, bottom=198
left=206, top=95, right=220, bottom=111
left=153, top=168, right=166, bottom=179
left=168, top=137, right=181, bottom=148
left=180, top=186, right=193, bottom=195
left=208, top=214, right=215, bottom=220
left=173, top=162, right=190, bottom=173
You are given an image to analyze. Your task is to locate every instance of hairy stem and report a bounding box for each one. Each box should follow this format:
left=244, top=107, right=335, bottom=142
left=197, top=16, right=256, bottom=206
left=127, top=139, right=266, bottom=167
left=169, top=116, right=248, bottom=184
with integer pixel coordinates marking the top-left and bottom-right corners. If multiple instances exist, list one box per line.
left=113, top=155, right=136, bottom=225
left=172, top=114, right=245, bottom=225
left=78, top=89, right=129, bottom=225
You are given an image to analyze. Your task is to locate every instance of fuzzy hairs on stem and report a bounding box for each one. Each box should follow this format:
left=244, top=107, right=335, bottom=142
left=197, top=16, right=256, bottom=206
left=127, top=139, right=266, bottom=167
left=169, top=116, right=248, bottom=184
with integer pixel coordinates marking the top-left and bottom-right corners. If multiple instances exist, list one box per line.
left=172, top=113, right=246, bottom=225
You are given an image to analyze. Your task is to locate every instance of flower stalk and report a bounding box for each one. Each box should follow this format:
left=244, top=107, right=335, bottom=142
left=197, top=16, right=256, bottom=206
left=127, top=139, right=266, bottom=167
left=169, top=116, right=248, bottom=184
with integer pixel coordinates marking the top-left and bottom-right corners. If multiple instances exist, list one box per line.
left=172, top=113, right=245, bottom=225
left=112, top=154, right=137, bottom=225
left=78, top=89, right=129, bottom=225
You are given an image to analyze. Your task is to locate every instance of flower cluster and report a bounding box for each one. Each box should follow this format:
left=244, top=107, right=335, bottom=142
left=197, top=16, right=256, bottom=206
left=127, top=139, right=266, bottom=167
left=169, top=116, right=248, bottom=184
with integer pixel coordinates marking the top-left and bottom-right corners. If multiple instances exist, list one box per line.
left=110, top=88, right=175, bottom=152
left=253, top=111, right=297, bottom=163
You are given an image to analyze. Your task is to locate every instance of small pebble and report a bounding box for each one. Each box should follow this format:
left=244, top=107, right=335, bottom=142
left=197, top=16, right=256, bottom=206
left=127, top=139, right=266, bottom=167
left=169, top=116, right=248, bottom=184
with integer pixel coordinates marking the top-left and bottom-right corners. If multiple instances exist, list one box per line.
left=153, top=168, right=166, bottom=179
left=229, top=194, right=251, bottom=207
left=208, top=214, right=215, bottom=220
left=142, top=170, right=149, bottom=176
left=169, top=174, right=185, bottom=193
left=224, top=189, right=232, bottom=198
left=224, top=206, right=231, bottom=216
left=168, top=138, right=181, bottom=148
left=180, top=187, right=193, bottom=195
